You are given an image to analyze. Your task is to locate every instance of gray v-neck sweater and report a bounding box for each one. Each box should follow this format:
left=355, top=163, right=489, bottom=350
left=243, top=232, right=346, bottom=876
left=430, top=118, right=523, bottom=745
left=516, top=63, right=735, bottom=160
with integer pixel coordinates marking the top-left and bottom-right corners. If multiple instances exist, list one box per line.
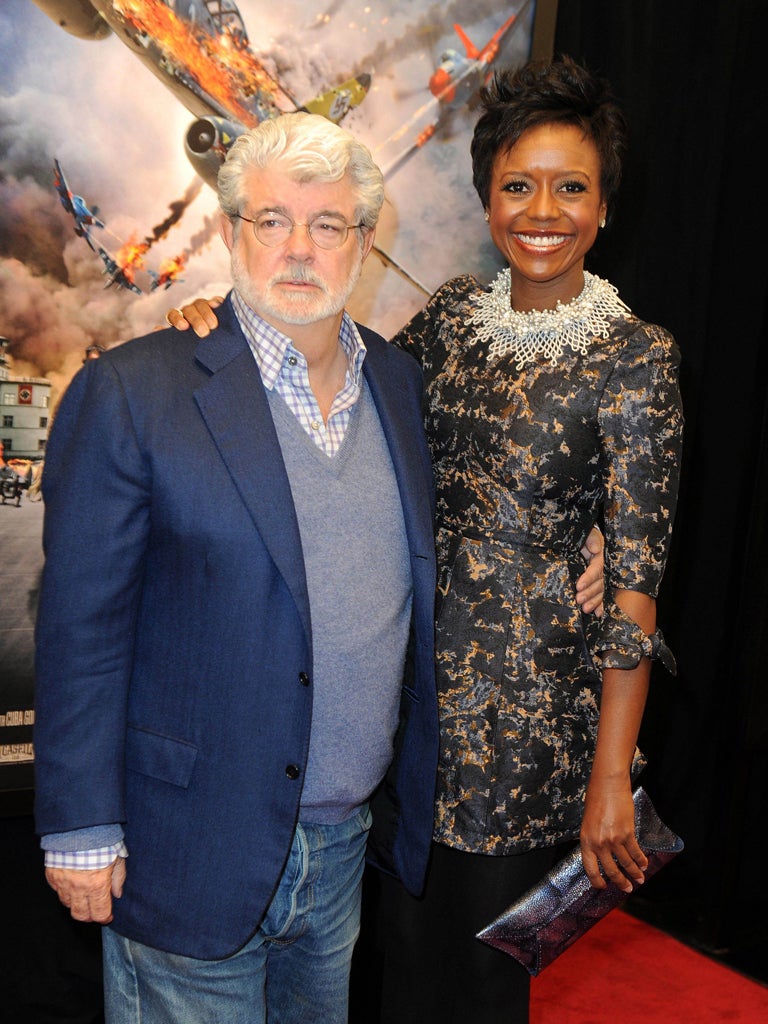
left=268, top=380, right=413, bottom=823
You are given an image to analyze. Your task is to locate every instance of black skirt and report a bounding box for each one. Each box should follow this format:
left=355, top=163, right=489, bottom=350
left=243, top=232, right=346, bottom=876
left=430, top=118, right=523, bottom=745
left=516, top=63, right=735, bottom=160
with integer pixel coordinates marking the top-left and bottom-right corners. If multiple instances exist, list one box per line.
left=371, top=839, right=571, bottom=1024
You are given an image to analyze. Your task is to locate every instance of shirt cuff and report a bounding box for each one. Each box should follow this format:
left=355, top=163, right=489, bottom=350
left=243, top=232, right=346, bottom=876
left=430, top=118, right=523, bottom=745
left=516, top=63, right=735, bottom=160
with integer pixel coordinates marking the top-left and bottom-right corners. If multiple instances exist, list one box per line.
left=44, top=841, right=129, bottom=870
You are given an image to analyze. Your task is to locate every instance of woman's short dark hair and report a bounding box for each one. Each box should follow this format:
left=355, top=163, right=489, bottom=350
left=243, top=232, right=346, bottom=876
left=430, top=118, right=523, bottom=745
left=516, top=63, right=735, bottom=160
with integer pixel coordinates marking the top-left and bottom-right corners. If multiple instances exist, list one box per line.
left=471, top=54, right=628, bottom=211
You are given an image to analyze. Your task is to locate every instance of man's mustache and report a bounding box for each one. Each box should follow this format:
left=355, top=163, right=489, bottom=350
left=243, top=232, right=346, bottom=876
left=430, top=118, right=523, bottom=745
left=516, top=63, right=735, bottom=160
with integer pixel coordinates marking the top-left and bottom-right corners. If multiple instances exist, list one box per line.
left=273, top=265, right=326, bottom=288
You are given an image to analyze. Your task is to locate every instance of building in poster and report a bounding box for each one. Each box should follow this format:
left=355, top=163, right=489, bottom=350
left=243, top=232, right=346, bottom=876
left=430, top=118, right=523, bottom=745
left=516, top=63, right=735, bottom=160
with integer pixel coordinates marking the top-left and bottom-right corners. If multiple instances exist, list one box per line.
left=0, top=338, right=51, bottom=461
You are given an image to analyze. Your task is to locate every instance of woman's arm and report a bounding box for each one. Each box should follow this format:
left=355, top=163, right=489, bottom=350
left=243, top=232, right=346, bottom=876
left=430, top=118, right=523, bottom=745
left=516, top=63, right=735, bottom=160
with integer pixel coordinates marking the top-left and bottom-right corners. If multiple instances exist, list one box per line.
left=581, top=324, right=684, bottom=890
left=580, top=588, right=654, bottom=891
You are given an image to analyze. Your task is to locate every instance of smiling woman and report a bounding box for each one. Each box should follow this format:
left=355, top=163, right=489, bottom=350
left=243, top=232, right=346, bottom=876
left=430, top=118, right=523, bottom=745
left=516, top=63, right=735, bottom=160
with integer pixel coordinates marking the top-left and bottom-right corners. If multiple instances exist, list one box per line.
left=369, top=54, right=684, bottom=1024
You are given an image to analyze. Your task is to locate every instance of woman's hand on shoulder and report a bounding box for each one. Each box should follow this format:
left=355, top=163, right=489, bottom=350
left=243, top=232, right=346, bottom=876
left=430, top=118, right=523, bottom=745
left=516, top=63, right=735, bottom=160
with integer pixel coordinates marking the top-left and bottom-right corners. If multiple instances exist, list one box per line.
left=166, top=296, right=224, bottom=337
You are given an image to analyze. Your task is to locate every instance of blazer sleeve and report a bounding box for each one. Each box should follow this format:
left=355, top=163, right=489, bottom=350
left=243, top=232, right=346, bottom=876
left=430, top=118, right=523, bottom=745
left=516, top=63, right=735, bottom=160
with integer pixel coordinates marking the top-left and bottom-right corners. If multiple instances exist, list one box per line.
left=34, top=357, right=150, bottom=835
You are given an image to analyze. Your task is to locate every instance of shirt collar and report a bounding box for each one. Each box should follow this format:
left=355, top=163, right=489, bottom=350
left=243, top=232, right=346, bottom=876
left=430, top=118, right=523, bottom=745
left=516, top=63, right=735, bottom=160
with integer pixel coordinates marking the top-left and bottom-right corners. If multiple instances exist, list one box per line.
left=231, top=289, right=367, bottom=390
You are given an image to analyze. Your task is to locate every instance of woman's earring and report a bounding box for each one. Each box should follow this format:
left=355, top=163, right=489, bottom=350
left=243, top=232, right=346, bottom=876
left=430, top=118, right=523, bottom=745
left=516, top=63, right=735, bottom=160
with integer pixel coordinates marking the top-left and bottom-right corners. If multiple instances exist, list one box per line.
left=484, top=211, right=490, bottom=222
left=599, top=217, right=606, bottom=228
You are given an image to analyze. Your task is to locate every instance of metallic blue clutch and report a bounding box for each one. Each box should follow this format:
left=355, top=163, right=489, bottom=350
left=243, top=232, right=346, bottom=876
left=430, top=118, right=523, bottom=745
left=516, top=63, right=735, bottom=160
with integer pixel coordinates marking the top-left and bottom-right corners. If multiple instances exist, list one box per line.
left=475, top=787, right=684, bottom=975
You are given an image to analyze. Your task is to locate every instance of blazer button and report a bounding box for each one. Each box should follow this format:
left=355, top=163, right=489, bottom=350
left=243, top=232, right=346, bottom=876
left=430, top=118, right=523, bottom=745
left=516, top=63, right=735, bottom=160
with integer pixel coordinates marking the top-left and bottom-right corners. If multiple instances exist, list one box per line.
left=299, top=672, right=310, bottom=687
left=285, top=764, right=300, bottom=780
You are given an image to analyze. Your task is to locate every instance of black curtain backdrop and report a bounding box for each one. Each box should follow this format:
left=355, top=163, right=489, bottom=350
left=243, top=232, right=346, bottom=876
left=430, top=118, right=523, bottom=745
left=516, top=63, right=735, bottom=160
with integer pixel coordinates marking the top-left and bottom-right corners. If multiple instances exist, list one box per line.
left=554, top=0, right=768, bottom=970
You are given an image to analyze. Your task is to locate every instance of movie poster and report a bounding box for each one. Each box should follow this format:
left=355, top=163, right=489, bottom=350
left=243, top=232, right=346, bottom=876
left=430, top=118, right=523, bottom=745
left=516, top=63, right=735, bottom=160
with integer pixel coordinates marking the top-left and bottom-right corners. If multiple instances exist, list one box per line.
left=0, top=0, right=541, bottom=796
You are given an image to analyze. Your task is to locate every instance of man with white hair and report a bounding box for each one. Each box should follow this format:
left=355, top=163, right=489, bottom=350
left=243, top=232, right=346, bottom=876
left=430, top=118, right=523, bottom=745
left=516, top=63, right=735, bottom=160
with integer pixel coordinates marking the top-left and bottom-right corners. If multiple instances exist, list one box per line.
left=34, top=113, right=438, bottom=1023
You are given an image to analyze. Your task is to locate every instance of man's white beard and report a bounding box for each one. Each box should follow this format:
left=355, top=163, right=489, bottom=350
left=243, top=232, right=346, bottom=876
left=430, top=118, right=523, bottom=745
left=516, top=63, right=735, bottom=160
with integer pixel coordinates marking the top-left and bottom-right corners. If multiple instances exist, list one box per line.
left=231, top=246, right=364, bottom=327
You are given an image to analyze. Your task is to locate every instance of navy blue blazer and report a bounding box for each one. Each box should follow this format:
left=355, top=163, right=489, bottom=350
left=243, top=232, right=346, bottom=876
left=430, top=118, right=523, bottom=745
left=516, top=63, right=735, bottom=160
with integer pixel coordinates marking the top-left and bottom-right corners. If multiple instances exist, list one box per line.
left=34, top=297, right=438, bottom=959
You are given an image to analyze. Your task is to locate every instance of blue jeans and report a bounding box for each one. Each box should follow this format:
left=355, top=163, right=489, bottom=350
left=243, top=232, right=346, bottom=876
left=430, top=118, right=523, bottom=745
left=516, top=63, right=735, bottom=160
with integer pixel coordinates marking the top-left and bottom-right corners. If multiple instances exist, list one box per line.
left=102, top=807, right=372, bottom=1024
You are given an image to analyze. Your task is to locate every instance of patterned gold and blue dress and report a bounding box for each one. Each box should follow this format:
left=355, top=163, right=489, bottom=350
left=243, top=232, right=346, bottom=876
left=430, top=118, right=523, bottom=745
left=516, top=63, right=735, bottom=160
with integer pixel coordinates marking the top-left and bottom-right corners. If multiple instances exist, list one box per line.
left=392, top=273, right=683, bottom=856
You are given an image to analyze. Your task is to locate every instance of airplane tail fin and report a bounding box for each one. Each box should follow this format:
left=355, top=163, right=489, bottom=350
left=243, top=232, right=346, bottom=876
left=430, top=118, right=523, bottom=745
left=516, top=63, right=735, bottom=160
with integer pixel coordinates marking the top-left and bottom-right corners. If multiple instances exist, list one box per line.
left=453, top=24, right=480, bottom=60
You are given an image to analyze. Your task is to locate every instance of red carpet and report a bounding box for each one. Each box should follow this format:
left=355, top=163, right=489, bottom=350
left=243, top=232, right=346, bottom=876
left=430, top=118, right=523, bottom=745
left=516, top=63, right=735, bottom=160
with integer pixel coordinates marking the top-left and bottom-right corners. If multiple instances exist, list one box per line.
left=530, top=910, right=768, bottom=1023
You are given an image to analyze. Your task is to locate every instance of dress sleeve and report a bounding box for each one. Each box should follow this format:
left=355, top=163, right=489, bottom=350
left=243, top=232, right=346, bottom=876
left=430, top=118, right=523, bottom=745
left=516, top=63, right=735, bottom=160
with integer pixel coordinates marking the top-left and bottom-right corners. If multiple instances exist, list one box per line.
left=597, top=321, right=684, bottom=598
left=390, top=275, right=478, bottom=371
left=592, top=599, right=678, bottom=674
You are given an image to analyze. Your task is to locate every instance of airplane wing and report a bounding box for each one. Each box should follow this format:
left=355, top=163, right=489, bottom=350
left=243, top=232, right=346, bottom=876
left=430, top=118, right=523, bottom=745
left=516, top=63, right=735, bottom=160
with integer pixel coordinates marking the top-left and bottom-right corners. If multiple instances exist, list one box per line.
left=370, top=245, right=433, bottom=299
left=53, top=158, right=76, bottom=217
left=300, top=75, right=372, bottom=124
left=374, top=98, right=444, bottom=180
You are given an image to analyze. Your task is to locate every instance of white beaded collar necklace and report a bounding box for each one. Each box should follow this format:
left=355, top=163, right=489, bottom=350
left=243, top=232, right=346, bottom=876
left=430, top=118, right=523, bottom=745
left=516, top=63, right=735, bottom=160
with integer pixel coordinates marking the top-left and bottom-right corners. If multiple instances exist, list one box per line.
left=469, top=269, right=631, bottom=368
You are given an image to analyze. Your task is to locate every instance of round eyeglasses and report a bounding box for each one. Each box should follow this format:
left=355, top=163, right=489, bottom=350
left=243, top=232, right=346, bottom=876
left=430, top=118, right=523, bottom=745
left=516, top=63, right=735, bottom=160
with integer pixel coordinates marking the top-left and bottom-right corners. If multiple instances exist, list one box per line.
left=234, top=212, right=363, bottom=250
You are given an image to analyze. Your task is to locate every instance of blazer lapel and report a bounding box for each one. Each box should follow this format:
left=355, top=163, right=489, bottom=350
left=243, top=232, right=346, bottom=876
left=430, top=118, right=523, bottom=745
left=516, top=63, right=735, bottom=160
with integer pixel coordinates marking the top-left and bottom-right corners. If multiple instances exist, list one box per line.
left=192, top=308, right=311, bottom=646
left=362, top=339, right=435, bottom=563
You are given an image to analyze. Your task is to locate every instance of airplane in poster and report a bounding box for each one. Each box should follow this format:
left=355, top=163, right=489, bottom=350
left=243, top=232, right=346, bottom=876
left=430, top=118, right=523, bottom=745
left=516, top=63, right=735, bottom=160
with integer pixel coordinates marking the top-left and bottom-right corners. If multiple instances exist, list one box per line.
left=31, top=0, right=371, bottom=189
left=429, top=12, right=526, bottom=112
left=54, top=157, right=157, bottom=294
left=53, top=158, right=105, bottom=250
left=148, top=256, right=186, bottom=292
left=375, top=7, right=530, bottom=177
left=94, top=242, right=145, bottom=295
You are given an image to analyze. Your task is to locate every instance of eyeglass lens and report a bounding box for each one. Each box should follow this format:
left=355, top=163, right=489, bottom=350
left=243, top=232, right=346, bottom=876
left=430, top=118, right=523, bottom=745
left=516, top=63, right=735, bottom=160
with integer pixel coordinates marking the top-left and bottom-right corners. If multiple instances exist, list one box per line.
left=253, top=214, right=354, bottom=249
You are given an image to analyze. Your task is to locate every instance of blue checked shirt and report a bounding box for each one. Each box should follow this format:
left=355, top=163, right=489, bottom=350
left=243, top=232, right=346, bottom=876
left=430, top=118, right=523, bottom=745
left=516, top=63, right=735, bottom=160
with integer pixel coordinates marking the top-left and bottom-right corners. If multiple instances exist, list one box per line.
left=43, top=290, right=367, bottom=870
left=233, top=290, right=367, bottom=456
